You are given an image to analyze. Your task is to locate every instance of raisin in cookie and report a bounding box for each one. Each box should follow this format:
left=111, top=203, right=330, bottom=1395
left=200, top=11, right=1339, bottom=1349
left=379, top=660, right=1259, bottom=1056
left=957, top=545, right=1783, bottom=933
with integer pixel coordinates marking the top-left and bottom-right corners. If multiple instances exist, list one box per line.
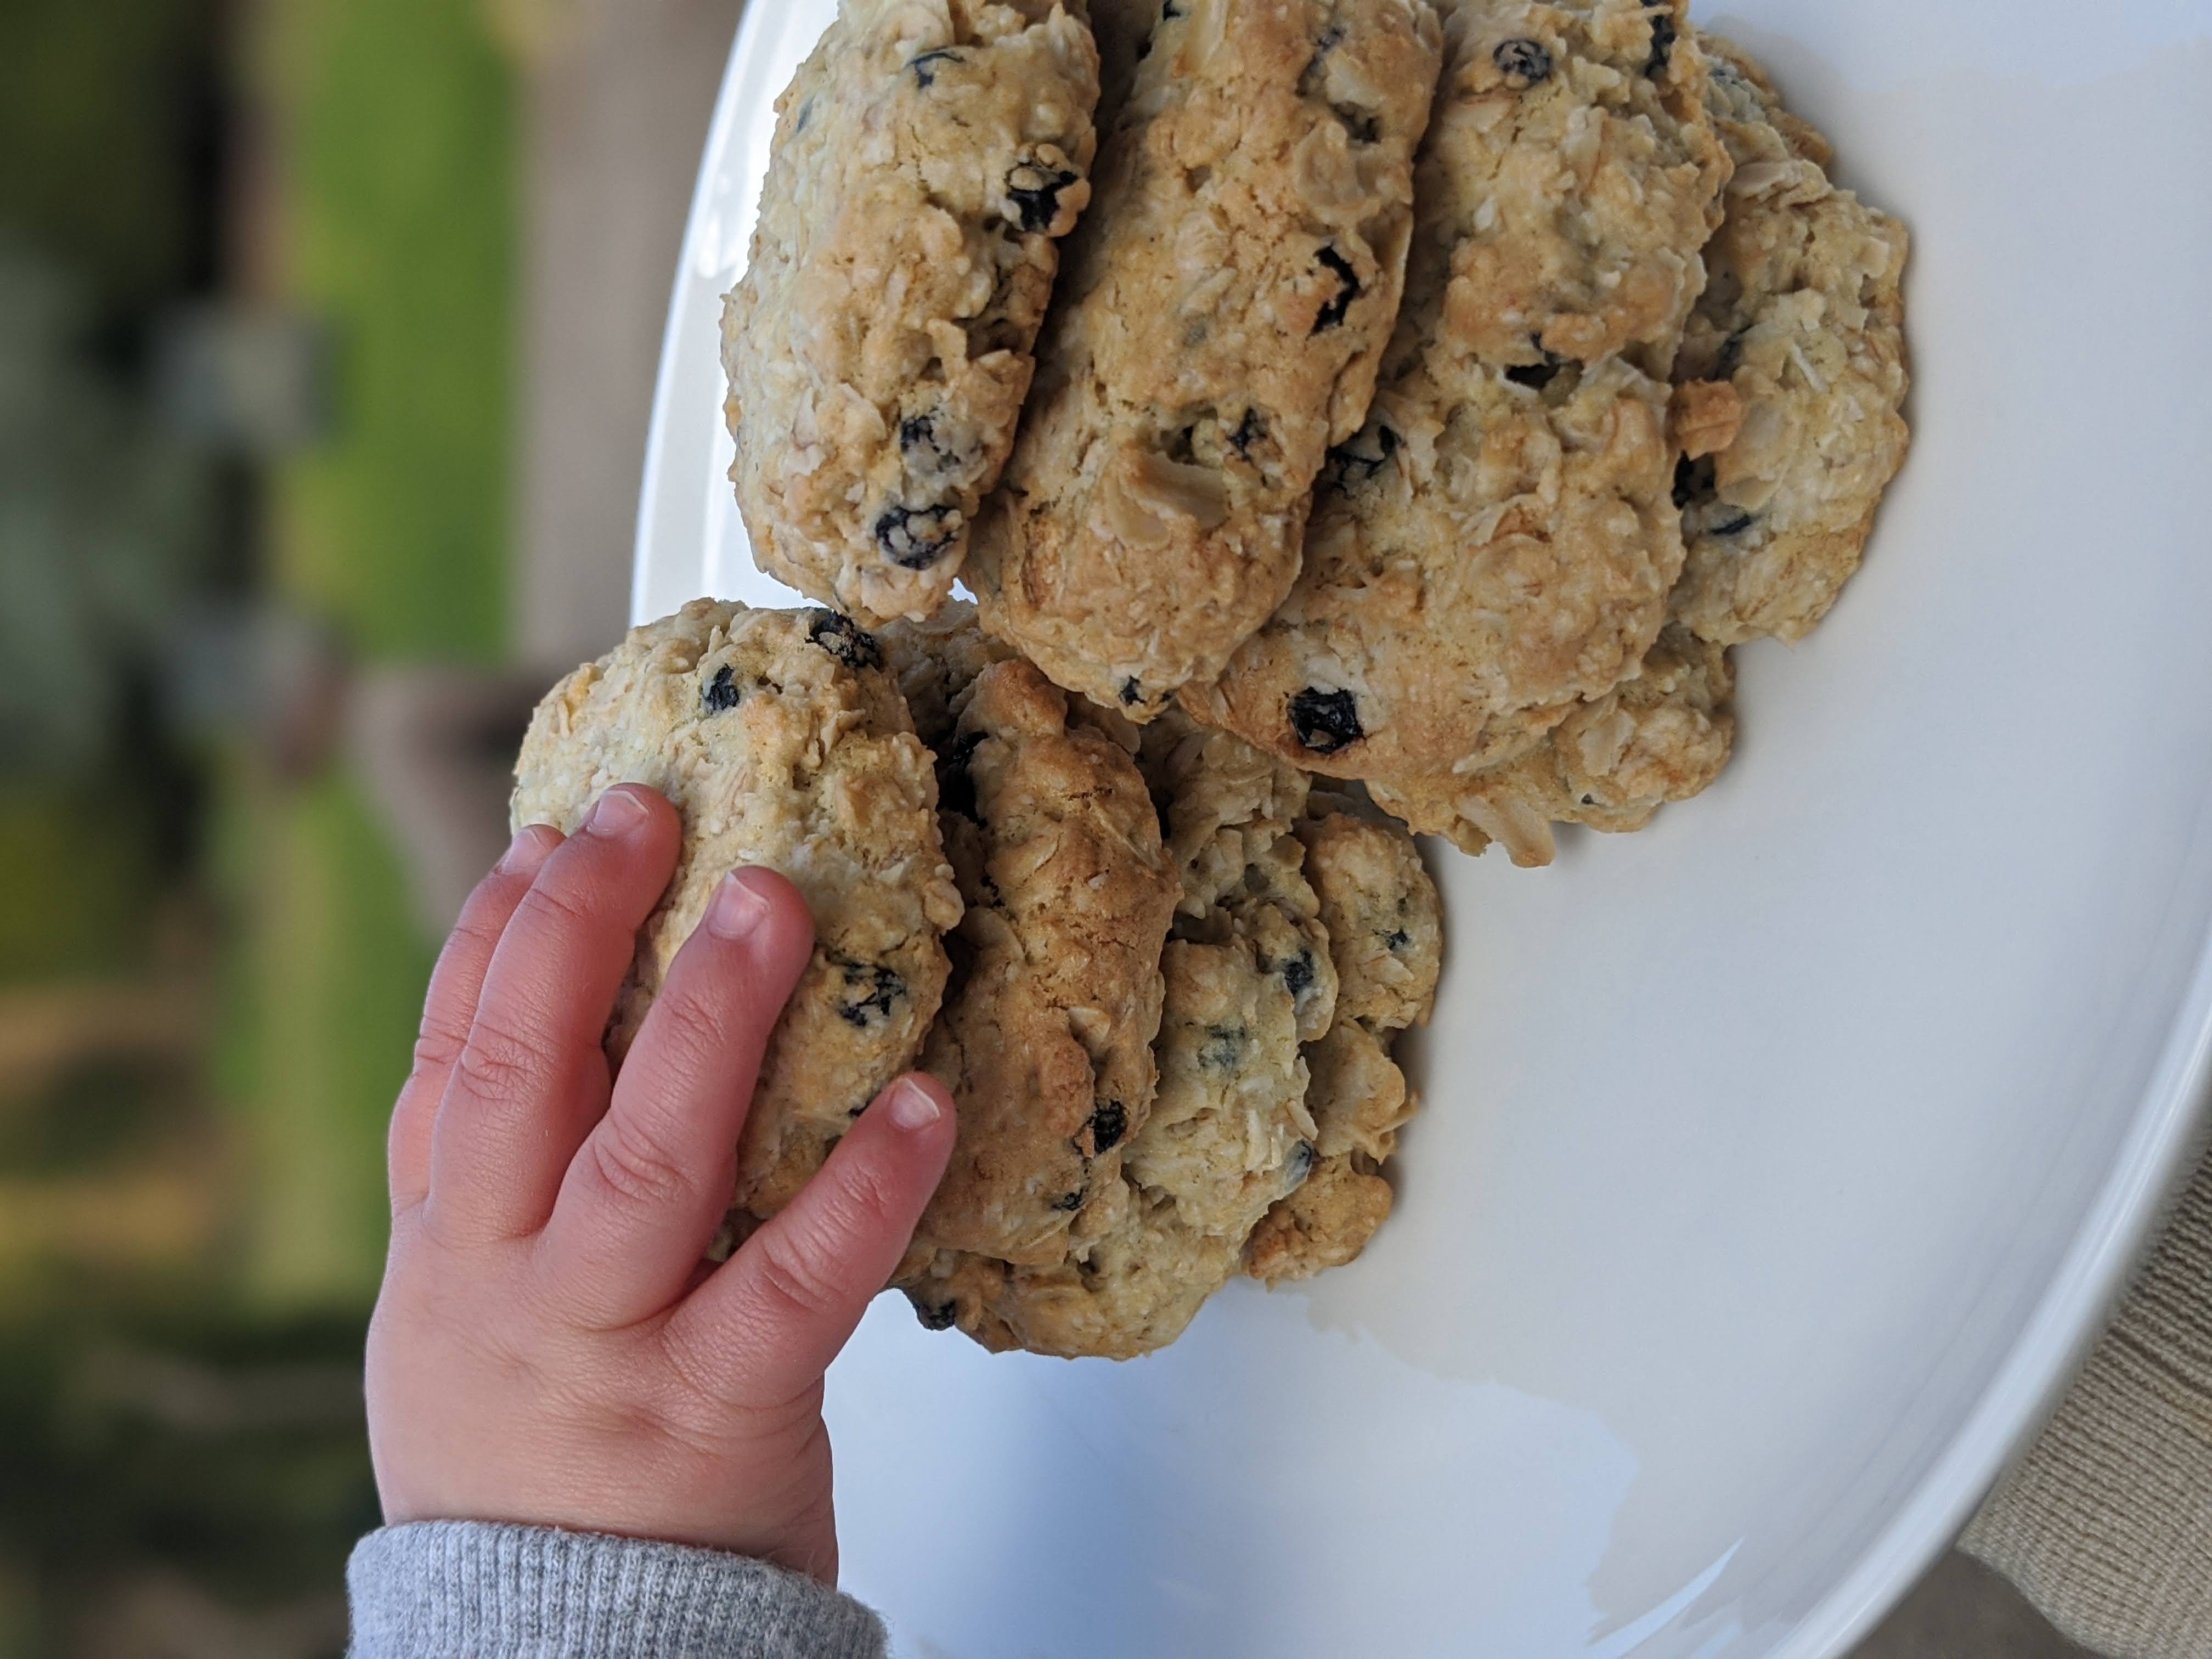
left=1246, top=805, right=1442, bottom=1279
left=723, top=0, right=1101, bottom=624
left=1186, top=4, right=1728, bottom=783
left=1666, top=35, right=1911, bottom=646
left=967, top=0, right=1444, bottom=717
left=511, top=600, right=962, bottom=1227
left=910, top=658, right=1180, bottom=1265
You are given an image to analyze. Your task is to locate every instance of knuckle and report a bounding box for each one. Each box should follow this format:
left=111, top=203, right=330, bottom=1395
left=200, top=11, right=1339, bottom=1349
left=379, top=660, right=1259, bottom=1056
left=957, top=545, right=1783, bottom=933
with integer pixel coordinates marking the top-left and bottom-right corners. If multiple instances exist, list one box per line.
left=823, top=1154, right=904, bottom=1240
left=516, top=877, right=598, bottom=941
left=408, top=1021, right=467, bottom=1087
left=450, top=1015, right=543, bottom=1102
left=447, top=899, right=507, bottom=956
left=746, top=1233, right=847, bottom=1329
left=642, top=988, right=729, bottom=1076
left=585, top=1111, right=697, bottom=1212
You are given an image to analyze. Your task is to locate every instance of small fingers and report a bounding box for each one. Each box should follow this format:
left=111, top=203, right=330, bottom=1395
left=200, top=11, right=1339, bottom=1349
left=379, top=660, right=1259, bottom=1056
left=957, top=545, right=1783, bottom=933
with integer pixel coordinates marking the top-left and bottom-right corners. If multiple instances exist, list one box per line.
left=389, top=825, right=562, bottom=1216
left=426, top=785, right=680, bottom=1245
left=537, top=868, right=815, bottom=1327
left=667, top=1074, right=956, bottom=1406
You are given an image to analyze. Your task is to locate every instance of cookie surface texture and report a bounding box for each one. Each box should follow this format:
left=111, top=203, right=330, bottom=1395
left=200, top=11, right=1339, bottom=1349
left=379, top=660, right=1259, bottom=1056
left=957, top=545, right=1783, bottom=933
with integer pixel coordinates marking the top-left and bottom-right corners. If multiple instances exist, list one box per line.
left=511, top=600, right=963, bottom=1228
left=723, top=0, right=1102, bottom=624
left=876, top=600, right=1021, bottom=746
left=968, top=0, right=1444, bottom=716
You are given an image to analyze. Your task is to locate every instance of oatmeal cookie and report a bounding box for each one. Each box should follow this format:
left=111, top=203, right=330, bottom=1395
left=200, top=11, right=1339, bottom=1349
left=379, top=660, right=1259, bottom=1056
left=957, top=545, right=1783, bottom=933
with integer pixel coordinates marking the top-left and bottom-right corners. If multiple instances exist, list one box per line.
left=1422, top=0, right=1729, bottom=375
left=1187, top=1, right=1729, bottom=782
left=1246, top=806, right=1440, bottom=1280
left=723, top=0, right=1101, bottom=624
left=1297, top=807, right=1442, bottom=1031
left=904, top=1191, right=1248, bottom=1360
left=1336, top=39, right=1903, bottom=861
left=967, top=0, right=1444, bottom=716
left=1667, top=35, right=1911, bottom=645
left=905, top=719, right=1441, bottom=1353
left=910, top=658, right=1180, bottom=1265
left=906, top=935, right=1315, bottom=1357
left=511, top=600, right=962, bottom=1225
left=1192, top=354, right=1685, bottom=781
left=1368, top=622, right=1733, bottom=862
left=876, top=600, right=1018, bottom=746
left=1141, top=712, right=1340, bottom=1040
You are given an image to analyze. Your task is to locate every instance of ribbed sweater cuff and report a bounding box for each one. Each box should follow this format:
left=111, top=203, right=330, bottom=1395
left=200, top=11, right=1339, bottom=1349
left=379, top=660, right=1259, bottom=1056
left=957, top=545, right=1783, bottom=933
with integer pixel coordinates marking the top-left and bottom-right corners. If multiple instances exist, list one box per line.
left=347, top=1521, right=887, bottom=1659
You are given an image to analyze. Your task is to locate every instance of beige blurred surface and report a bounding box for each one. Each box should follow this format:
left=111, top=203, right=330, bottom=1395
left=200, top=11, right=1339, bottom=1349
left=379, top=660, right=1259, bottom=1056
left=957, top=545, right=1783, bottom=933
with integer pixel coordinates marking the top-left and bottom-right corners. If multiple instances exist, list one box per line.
left=506, top=3, right=2100, bottom=1654
left=511, top=0, right=744, bottom=668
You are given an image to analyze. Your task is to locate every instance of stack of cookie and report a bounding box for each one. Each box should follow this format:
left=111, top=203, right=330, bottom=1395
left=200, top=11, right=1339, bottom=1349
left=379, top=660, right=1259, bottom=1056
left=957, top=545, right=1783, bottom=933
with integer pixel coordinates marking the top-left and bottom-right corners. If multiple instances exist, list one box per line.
left=880, top=607, right=1440, bottom=1357
left=724, top=0, right=1910, bottom=868
left=512, top=0, right=1913, bottom=1361
left=514, top=600, right=1440, bottom=1359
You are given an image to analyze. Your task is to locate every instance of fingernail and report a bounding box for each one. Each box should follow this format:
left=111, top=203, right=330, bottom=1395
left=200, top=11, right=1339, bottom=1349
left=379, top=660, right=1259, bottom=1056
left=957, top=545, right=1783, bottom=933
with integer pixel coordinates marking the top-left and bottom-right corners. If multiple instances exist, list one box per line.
left=706, top=870, right=772, bottom=939
left=884, top=1076, right=944, bottom=1132
left=496, top=825, right=552, bottom=874
left=584, top=786, right=649, bottom=837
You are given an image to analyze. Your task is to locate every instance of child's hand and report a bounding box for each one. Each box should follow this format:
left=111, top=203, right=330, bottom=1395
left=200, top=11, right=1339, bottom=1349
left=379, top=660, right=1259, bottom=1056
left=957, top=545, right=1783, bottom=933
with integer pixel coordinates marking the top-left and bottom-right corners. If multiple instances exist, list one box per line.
left=365, top=784, right=956, bottom=1583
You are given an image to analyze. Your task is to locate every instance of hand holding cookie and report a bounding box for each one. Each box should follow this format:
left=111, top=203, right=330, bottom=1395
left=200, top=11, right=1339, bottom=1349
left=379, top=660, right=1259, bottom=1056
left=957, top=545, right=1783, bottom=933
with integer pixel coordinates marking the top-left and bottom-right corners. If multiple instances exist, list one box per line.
left=364, top=786, right=956, bottom=1581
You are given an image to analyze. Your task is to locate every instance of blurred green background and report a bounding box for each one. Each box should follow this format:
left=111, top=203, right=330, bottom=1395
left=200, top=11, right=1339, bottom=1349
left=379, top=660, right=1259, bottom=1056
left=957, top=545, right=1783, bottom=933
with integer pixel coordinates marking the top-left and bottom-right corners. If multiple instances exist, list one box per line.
left=3, top=0, right=740, bottom=1633
left=0, top=0, right=515, bottom=1649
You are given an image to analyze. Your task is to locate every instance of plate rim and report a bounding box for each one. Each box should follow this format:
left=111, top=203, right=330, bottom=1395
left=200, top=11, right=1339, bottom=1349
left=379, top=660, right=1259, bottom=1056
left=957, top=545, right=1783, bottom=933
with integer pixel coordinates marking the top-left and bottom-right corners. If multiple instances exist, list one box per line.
left=633, top=12, right=2212, bottom=1654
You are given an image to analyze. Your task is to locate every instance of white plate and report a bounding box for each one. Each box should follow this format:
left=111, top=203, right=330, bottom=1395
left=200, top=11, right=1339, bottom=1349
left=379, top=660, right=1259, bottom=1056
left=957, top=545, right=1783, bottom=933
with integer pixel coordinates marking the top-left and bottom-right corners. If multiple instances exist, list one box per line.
left=636, top=5, right=2212, bottom=1655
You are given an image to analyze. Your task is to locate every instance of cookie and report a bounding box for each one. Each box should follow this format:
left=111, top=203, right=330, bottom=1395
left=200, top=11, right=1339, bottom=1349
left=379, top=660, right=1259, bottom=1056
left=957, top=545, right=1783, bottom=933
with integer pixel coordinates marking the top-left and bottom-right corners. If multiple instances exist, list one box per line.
left=723, top=0, right=1101, bottom=624
left=1421, top=0, right=1729, bottom=375
left=1368, top=621, right=1733, bottom=862
left=1297, top=806, right=1442, bottom=1031
left=1203, top=28, right=1905, bottom=865
left=876, top=600, right=1019, bottom=747
left=904, top=1188, right=1248, bottom=1360
left=1666, top=35, right=1911, bottom=646
left=511, top=600, right=963, bottom=1226
left=910, top=658, right=1181, bottom=1265
left=1246, top=805, right=1440, bottom=1280
left=1190, top=355, right=1686, bottom=782
left=1242, top=1130, right=1394, bottom=1280
left=1186, top=2, right=1730, bottom=782
left=907, top=935, right=1315, bottom=1358
left=1141, top=713, right=1340, bottom=1040
left=904, top=713, right=1440, bottom=1355
left=967, top=0, right=1444, bottom=716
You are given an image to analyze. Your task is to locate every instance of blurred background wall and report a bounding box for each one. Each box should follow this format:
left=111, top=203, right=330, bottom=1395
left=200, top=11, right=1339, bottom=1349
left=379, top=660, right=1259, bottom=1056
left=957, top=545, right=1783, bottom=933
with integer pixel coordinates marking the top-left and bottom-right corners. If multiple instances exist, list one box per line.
left=0, top=2, right=738, bottom=1651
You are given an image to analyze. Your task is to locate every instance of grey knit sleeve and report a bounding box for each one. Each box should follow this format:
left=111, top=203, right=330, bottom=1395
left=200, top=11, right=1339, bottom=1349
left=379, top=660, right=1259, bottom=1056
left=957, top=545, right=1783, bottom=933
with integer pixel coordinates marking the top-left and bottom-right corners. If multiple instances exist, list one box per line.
left=347, top=1522, right=888, bottom=1659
